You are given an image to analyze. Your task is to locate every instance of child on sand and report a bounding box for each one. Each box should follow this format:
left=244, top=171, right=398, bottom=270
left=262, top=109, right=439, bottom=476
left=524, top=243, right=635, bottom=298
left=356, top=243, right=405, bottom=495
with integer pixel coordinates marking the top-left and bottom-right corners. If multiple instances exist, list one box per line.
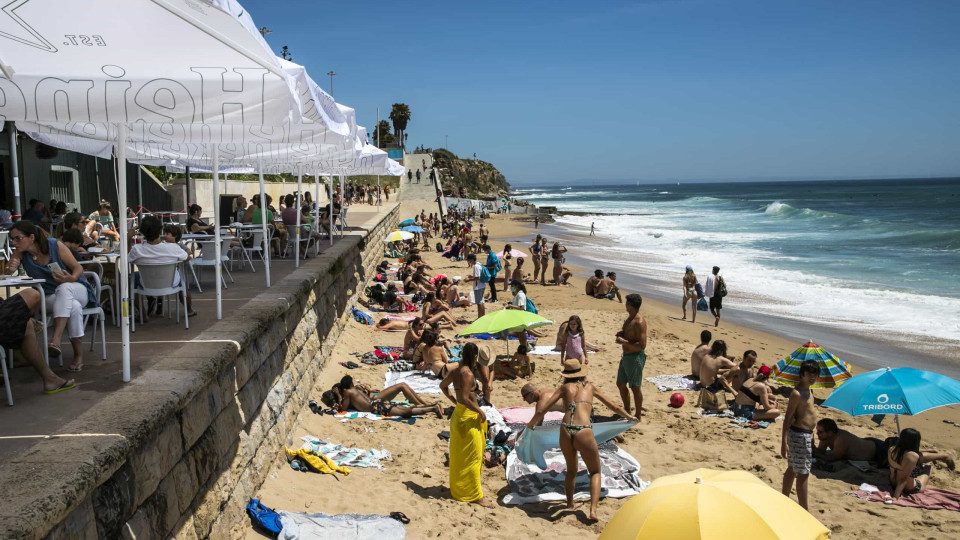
left=781, top=359, right=820, bottom=511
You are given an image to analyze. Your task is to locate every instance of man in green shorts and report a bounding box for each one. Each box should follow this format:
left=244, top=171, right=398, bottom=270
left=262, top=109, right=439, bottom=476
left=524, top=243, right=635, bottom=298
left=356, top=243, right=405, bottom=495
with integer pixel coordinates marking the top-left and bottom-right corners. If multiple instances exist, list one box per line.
left=616, top=293, right=647, bottom=421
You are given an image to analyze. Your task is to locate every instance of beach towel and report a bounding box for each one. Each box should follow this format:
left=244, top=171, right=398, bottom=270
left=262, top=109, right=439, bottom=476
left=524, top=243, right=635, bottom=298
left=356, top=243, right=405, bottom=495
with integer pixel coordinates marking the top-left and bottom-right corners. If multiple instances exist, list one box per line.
left=279, top=511, right=406, bottom=540
left=384, top=314, right=417, bottom=322
left=527, top=345, right=595, bottom=356
left=847, top=484, right=960, bottom=511
left=284, top=447, right=351, bottom=476
left=697, top=408, right=735, bottom=418
left=481, top=405, right=510, bottom=441
left=333, top=412, right=418, bottom=424
left=515, top=420, right=636, bottom=470
left=645, top=373, right=698, bottom=392
left=450, top=403, right=487, bottom=502
left=498, top=406, right=565, bottom=425
left=300, top=437, right=393, bottom=470
left=384, top=370, right=442, bottom=394
left=503, top=443, right=649, bottom=505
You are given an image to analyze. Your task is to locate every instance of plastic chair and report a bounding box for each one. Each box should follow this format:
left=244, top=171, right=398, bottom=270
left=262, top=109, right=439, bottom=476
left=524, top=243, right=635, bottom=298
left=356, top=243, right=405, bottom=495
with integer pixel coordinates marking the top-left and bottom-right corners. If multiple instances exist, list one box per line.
left=81, top=271, right=107, bottom=360
left=79, top=260, right=115, bottom=326
left=131, top=262, right=189, bottom=331
left=189, top=237, right=235, bottom=292
left=234, top=230, right=267, bottom=271
left=281, top=225, right=316, bottom=259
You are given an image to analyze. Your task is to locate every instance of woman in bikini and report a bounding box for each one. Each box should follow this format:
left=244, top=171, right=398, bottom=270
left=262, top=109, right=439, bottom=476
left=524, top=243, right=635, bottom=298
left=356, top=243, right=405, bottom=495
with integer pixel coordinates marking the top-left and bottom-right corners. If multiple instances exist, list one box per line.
left=887, top=428, right=952, bottom=499
left=730, top=365, right=781, bottom=421
left=526, top=360, right=636, bottom=521
left=421, top=292, right=458, bottom=329
left=539, top=238, right=550, bottom=285
left=681, top=265, right=699, bottom=323
left=417, top=330, right=451, bottom=375
left=559, top=315, right=589, bottom=365
left=402, top=317, right=424, bottom=359
left=529, top=235, right=542, bottom=284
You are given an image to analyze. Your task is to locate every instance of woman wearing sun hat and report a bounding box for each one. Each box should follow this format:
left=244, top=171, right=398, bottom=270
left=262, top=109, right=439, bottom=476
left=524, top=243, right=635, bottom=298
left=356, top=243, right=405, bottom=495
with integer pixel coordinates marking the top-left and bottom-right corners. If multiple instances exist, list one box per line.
left=526, top=359, right=637, bottom=522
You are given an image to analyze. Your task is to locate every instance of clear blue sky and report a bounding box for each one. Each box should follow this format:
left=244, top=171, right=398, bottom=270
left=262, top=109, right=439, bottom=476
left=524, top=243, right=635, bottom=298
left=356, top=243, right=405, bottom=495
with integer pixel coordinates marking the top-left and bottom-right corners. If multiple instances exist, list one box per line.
left=245, top=0, right=960, bottom=185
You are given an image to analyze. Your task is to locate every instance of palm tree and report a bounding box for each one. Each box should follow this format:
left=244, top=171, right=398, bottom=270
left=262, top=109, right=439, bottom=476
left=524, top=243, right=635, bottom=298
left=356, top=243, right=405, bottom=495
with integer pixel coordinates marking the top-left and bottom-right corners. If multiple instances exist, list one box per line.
left=389, top=103, right=411, bottom=148
left=374, top=120, right=396, bottom=147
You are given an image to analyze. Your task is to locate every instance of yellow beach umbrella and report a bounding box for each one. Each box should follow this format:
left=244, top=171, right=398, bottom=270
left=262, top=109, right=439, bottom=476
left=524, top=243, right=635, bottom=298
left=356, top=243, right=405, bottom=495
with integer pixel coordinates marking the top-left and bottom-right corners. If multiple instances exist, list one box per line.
left=599, top=469, right=829, bottom=540
left=384, top=230, right=415, bottom=242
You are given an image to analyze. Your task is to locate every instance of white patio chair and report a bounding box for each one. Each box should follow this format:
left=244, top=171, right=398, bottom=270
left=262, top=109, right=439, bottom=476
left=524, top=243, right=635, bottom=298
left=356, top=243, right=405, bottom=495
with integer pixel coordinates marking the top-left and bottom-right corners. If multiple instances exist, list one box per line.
left=81, top=271, right=107, bottom=360
left=130, top=262, right=189, bottom=331
left=232, top=230, right=267, bottom=271
left=189, top=237, right=235, bottom=293
left=281, top=225, right=316, bottom=259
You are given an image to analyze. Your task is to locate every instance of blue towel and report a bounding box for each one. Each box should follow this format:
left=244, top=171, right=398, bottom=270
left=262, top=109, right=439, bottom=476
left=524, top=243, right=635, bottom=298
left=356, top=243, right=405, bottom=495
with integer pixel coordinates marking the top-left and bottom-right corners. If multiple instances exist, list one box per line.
left=352, top=307, right=374, bottom=325
left=515, top=421, right=635, bottom=469
left=247, top=498, right=283, bottom=536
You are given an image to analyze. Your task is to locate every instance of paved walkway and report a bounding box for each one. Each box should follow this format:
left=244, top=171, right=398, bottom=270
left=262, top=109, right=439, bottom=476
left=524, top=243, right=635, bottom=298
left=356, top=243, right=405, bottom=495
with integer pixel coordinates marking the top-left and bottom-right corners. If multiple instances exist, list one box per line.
left=0, top=206, right=387, bottom=461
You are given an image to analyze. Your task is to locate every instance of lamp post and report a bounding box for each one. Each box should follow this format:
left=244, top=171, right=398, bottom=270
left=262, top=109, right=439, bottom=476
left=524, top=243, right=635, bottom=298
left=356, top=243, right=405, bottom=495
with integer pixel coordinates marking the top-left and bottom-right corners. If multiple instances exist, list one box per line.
left=327, top=71, right=337, bottom=97
left=445, top=134, right=448, bottom=149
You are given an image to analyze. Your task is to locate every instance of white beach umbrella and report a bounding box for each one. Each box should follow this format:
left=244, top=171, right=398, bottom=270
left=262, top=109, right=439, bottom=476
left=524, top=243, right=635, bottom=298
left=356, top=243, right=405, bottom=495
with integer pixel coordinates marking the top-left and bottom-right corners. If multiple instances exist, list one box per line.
left=0, top=0, right=306, bottom=383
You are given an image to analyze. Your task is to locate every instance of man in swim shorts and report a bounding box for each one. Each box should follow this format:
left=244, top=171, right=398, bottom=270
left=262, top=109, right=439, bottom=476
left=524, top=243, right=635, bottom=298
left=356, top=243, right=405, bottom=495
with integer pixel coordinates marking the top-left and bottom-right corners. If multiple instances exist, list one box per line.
left=615, top=293, right=647, bottom=420
left=781, top=360, right=819, bottom=511
left=814, top=419, right=889, bottom=467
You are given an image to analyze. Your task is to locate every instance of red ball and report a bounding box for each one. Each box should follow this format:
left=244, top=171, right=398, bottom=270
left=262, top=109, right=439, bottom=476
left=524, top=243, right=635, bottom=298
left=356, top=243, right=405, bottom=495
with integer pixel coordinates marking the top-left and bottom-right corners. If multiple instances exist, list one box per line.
left=670, top=393, right=684, bottom=408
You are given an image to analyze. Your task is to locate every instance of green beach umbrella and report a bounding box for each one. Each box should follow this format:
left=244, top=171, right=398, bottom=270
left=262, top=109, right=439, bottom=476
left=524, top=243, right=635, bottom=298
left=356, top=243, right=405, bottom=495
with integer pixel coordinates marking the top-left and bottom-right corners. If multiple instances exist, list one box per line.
left=457, top=309, right=553, bottom=355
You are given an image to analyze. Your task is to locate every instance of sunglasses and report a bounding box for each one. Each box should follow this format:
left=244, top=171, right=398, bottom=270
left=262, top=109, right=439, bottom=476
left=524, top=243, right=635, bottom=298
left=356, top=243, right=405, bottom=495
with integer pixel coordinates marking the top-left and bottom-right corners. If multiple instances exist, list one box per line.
left=9, top=234, right=26, bottom=242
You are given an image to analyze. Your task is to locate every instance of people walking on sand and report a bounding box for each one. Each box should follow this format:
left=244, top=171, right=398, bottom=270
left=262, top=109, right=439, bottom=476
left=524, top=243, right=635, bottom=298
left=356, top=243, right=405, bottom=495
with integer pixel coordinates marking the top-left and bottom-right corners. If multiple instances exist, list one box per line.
left=439, top=343, right=495, bottom=508
left=681, top=265, right=699, bottom=323
left=781, top=359, right=819, bottom=511
left=615, top=294, right=647, bottom=420
left=416, top=169, right=422, bottom=183
left=483, top=244, right=501, bottom=302
left=704, top=265, right=725, bottom=326
left=590, top=222, right=595, bottom=236
left=529, top=235, right=543, bottom=284
left=526, top=359, right=637, bottom=522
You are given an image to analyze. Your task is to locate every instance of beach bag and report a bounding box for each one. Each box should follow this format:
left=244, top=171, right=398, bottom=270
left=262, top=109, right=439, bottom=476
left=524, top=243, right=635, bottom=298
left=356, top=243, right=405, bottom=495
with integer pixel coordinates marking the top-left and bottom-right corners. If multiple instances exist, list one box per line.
left=246, top=498, right=282, bottom=536
left=436, top=242, right=443, bottom=252
left=695, top=283, right=705, bottom=299
left=697, top=388, right=727, bottom=411
left=717, top=277, right=728, bottom=298
left=479, top=265, right=493, bottom=283
left=697, top=297, right=708, bottom=311
left=525, top=298, right=538, bottom=314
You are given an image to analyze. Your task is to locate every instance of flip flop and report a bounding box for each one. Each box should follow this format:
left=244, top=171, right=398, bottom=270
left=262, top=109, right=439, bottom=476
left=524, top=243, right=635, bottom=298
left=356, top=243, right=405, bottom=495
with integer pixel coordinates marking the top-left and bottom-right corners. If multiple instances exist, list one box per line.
left=389, top=512, right=410, bottom=524
left=43, top=380, right=76, bottom=394
left=66, top=364, right=83, bottom=373
left=47, top=345, right=62, bottom=358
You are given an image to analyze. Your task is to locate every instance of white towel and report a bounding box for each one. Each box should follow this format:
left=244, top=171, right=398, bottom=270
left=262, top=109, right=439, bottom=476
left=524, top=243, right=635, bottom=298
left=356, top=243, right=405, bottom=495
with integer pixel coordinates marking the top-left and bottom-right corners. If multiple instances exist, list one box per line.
left=645, top=374, right=698, bottom=392
left=384, top=370, right=442, bottom=394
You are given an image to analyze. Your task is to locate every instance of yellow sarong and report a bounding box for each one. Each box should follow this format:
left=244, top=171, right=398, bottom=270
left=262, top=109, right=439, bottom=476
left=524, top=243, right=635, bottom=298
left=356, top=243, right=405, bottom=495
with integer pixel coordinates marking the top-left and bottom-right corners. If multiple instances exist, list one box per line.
left=284, top=447, right=351, bottom=476
left=449, top=403, right=487, bottom=502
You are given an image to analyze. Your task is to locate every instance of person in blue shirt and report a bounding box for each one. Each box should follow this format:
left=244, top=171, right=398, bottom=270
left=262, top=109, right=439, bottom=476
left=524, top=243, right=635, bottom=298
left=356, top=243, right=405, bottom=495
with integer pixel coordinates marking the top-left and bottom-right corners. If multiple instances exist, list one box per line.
left=23, top=199, right=50, bottom=227
left=482, top=244, right=500, bottom=302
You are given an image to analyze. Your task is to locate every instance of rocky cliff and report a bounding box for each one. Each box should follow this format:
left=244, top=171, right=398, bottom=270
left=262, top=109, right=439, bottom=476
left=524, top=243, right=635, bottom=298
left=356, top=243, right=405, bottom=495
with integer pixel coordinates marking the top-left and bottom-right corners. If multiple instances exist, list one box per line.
left=432, top=150, right=510, bottom=199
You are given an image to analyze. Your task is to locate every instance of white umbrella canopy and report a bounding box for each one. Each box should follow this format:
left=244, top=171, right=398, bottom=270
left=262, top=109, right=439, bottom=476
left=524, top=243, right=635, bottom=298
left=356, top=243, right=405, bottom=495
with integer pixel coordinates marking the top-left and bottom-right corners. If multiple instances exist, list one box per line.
left=0, top=0, right=311, bottom=384
left=0, top=0, right=299, bottom=125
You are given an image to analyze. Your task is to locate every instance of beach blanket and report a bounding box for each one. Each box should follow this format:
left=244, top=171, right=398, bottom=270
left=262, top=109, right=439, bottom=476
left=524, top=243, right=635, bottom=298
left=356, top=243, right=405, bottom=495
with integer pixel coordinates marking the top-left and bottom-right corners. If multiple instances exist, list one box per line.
left=351, top=307, right=374, bottom=325
left=384, top=370, right=442, bottom=395
left=384, top=314, right=417, bottom=321
left=279, top=511, right=406, bottom=540
left=527, top=345, right=595, bottom=356
left=284, top=447, right=351, bottom=476
left=847, top=484, right=960, bottom=511
left=697, top=408, right=735, bottom=418
left=645, top=373, right=698, bottom=392
left=503, top=443, right=649, bottom=505
left=333, top=412, right=418, bottom=425
left=481, top=405, right=510, bottom=441
left=515, top=420, right=636, bottom=470
left=499, top=406, right=565, bottom=425
left=300, top=437, right=393, bottom=470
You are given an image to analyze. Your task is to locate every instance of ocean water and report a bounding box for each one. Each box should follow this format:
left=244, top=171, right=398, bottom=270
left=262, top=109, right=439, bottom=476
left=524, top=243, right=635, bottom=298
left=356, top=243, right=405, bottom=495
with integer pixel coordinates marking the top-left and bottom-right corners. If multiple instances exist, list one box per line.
left=515, top=178, right=960, bottom=348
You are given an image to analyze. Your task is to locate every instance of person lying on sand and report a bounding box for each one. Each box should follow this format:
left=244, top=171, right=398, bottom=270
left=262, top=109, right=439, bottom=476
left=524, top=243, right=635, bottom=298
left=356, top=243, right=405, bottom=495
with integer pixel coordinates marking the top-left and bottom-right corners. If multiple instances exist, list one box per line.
left=814, top=418, right=892, bottom=467
left=594, top=272, right=623, bottom=302
left=376, top=318, right=410, bottom=331
left=323, top=375, right=443, bottom=418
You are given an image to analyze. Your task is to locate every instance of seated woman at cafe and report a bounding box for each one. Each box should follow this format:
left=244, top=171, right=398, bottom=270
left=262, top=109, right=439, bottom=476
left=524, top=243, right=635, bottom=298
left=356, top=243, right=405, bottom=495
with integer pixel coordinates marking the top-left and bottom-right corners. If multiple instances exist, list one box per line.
left=186, top=204, right=216, bottom=235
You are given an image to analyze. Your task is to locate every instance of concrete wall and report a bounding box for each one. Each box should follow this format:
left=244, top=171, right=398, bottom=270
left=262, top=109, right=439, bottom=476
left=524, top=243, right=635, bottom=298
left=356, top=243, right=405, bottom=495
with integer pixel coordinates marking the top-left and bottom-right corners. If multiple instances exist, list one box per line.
left=16, top=205, right=400, bottom=540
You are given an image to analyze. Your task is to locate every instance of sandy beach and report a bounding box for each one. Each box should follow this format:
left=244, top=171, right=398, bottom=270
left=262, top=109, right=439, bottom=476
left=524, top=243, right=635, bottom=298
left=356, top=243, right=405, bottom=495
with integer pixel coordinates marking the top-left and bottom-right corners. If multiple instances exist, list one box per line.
left=244, top=203, right=960, bottom=539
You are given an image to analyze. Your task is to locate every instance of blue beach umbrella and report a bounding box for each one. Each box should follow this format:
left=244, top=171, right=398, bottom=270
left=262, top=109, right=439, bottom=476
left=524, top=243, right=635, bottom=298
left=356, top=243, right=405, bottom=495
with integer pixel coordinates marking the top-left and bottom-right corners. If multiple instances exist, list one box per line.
left=821, top=367, right=960, bottom=431
left=398, top=219, right=416, bottom=226
left=401, top=225, right=425, bottom=233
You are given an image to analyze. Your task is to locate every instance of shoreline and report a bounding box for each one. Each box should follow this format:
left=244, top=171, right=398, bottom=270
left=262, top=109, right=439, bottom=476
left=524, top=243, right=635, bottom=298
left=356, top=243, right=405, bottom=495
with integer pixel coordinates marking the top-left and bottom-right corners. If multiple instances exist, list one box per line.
left=505, top=216, right=960, bottom=379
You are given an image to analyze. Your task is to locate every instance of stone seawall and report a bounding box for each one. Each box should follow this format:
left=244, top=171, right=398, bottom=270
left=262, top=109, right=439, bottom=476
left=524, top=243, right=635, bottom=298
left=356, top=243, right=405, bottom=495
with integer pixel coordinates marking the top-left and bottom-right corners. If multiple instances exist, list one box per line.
left=21, top=205, right=399, bottom=539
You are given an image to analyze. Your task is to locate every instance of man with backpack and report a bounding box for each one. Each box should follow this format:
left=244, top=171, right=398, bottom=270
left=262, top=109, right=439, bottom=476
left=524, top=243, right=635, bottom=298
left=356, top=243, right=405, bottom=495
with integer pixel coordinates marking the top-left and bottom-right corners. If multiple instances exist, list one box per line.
left=482, top=244, right=501, bottom=302
left=703, top=266, right=726, bottom=327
